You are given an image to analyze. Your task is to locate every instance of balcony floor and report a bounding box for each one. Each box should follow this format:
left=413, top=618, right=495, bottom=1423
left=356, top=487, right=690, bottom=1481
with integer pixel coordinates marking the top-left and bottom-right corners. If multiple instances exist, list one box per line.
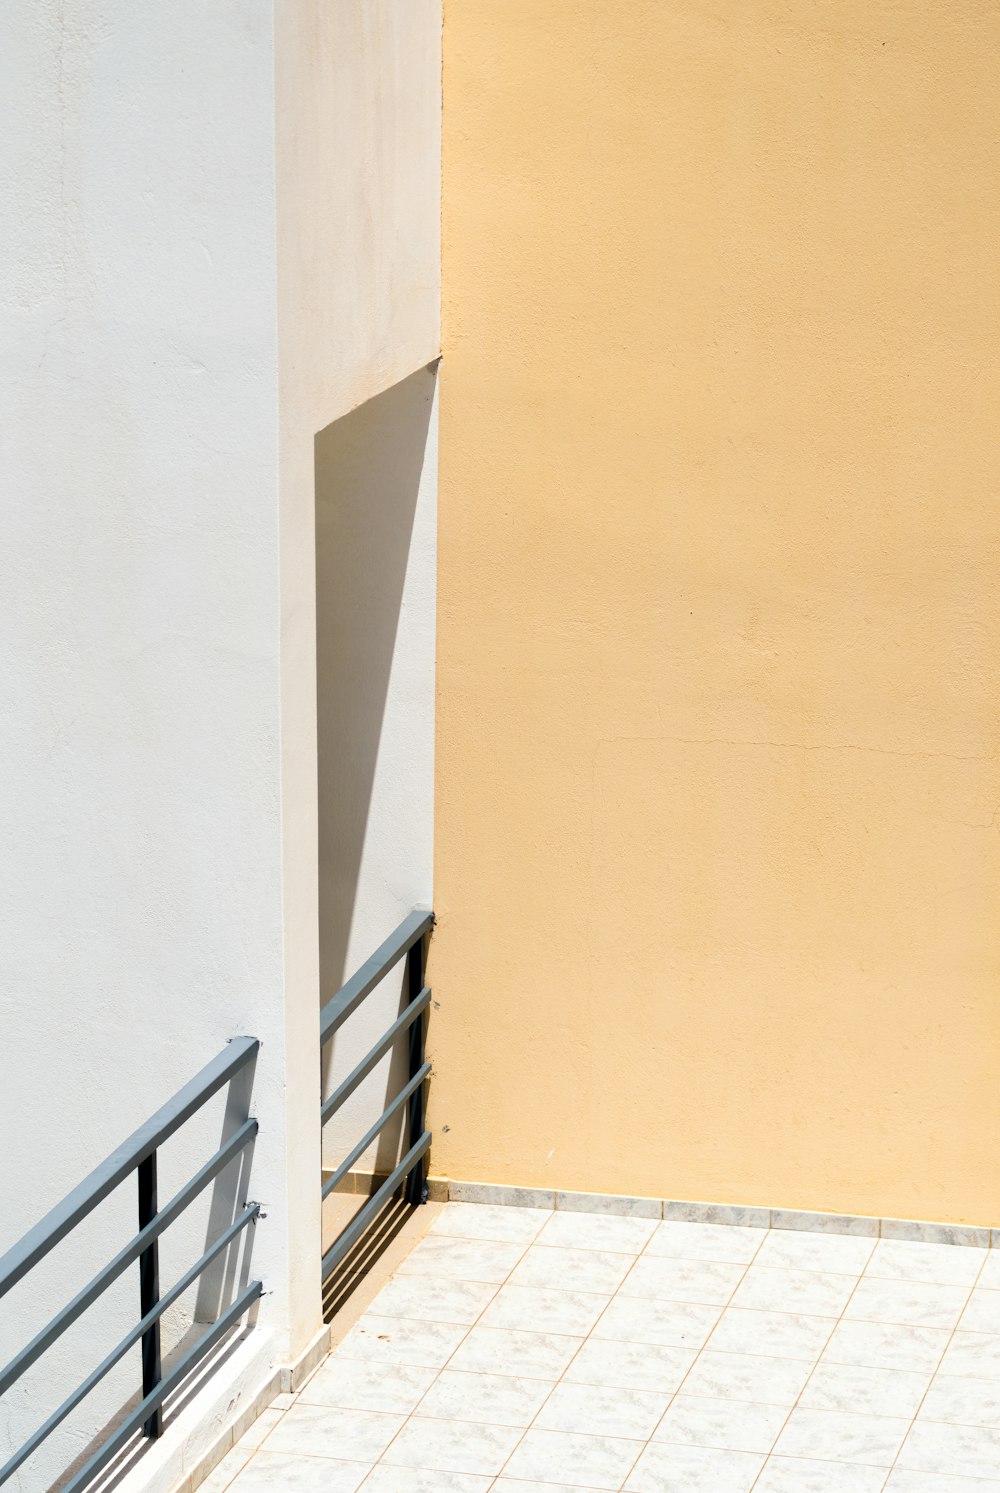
left=203, top=1200, right=1000, bottom=1491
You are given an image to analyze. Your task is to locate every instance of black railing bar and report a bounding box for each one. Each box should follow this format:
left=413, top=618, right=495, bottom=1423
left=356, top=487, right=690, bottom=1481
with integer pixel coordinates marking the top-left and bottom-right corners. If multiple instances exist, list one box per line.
left=321, top=1129, right=431, bottom=1282
left=320, top=910, right=432, bottom=1045
left=0, top=1118, right=258, bottom=1398
left=0, top=1037, right=259, bottom=1301
left=60, top=1280, right=263, bottom=1493
left=0, top=1204, right=260, bottom=1487
left=320, top=987, right=431, bottom=1126
left=322, top=1063, right=431, bottom=1201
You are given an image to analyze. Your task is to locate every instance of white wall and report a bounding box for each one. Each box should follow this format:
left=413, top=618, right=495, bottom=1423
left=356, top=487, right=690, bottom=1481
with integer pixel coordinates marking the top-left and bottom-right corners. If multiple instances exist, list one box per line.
left=0, top=0, right=441, bottom=1486
left=0, top=3, right=288, bottom=1488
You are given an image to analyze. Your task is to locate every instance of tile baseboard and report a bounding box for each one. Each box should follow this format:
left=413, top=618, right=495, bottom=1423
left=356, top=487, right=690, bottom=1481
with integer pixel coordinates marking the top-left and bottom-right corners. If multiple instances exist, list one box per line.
left=438, top=1178, right=997, bottom=1248
left=321, top=1166, right=449, bottom=1202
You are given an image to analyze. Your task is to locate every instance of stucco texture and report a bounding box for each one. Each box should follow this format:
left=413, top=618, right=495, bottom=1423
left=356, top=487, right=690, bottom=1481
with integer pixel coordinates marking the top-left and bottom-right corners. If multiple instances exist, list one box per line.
left=433, top=0, right=1000, bottom=1221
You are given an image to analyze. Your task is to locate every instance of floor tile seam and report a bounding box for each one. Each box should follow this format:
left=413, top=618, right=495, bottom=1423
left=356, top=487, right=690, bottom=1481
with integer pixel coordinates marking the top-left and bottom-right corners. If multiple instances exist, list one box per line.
left=863, top=1266, right=987, bottom=1289
left=485, top=1400, right=646, bottom=1488
left=210, top=1442, right=261, bottom=1493
left=239, top=1400, right=291, bottom=1470
left=750, top=1260, right=865, bottom=1279
left=880, top=1257, right=985, bottom=1483
left=486, top=1248, right=676, bottom=1493
left=379, top=1223, right=543, bottom=1465
left=532, top=1239, right=647, bottom=1260
left=243, top=1444, right=375, bottom=1467
left=752, top=1448, right=893, bottom=1492
left=744, top=1284, right=844, bottom=1491
left=666, top=1390, right=927, bottom=1425
left=640, top=1223, right=764, bottom=1471
left=636, top=1219, right=771, bottom=1273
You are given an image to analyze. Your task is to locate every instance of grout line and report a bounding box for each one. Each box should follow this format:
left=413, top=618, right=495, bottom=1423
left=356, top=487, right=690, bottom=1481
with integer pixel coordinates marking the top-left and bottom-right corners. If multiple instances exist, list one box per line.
left=878, top=1245, right=990, bottom=1487
left=368, top=1215, right=543, bottom=1478
left=655, top=1225, right=783, bottom=1493
left=742, top=1236, right=852, bottom=1493
left=487, top=1220, right=699, bottom=1487
left=259, top=1208, right=998, bottom=1492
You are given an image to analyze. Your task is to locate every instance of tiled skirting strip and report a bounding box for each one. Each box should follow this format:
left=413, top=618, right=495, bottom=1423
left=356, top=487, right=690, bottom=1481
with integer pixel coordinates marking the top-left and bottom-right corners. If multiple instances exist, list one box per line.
left=442, top=1179, right=1000, bottom=1248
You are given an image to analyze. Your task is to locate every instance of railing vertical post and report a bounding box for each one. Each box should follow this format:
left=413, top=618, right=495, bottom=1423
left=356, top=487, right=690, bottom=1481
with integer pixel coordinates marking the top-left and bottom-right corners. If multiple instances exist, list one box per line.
left=404, top=930, right=429, bottom=1206
left=137, top=1152, right=163, bottom=1438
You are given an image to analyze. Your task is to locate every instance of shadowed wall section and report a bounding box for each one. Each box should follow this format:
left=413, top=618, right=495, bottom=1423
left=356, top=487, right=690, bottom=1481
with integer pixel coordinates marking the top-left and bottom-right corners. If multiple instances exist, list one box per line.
left=316, top=366, right=437, bottom=1181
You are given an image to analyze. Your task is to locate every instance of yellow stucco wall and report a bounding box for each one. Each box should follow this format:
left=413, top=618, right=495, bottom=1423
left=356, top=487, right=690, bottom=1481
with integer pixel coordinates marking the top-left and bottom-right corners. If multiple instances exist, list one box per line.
left=433, top=0, right=1000, bottom=1222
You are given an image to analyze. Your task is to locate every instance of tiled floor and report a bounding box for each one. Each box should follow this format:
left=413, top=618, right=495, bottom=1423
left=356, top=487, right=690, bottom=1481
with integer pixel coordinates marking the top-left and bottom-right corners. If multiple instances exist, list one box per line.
left=203, top=1202, right=1000, bottom=1491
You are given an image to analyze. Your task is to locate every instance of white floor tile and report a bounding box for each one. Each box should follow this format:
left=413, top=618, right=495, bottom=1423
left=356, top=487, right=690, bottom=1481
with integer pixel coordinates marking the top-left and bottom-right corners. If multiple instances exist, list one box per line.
left=920, top=1373, right=1000, bottom=1428
left=898, top=1420, right=1000, bottom=1479
left=415, top=1368, right=553, bottom=1427
left=367, top=1275, right=496, bottom=1326
left=396, top=1235, right=525, bottom=1284
left=196, top=1444, right=260, bottom=1493
left=536, top=1211, right=658, bottom=1254
left=755, top=1232, right=875, bottom=1275
left=235, top=1407, right=285, bottom=1451
left=361, top=1468, right=493, bottom=1492
left=959, top=1290, right=1000, bottom=1334
left=510, top=1244, right=633, bottom=1294
left=447, top=1324, right=583, bottom=1379
left=755, top=1456, right=889, bottom=1491
left=299, top=1359, right=436, bottom=1414
left=624, top=1441, right=764, bottom=1491
left=731, top=1266, right=856, bottom=1318
left=535, top=1381, right=669, bottom=1439
left=480, top=1284, right=609, bottom=1336
left=494, top=1483, right=613, bottom=1492
left=227, top=1451, right=370, bottom=1492
left=334, top=1315, right=468, bottom=1369
left=645, top=1222, right=766, bottom=1265
left=264, top=1405, right=403, bottom=1462
left=680, top=1350, right=813, bottom=1405
left=775, top=1407, right=911, bottom=1465
left=592, top=1295, right=720, bottom=1348
left=822, top=1320, right=949, bottom=1372
left=564, top=1337, right=694, bottom=1393
left=844, top=1279, right=967, bottom=1331
left=380, top=1416, right=521, bottom=1476
left=224, top=1217, right=1000, bottom=1493
left=652, top=1393, right=786, bottom=1453
left=707, top=1306, right=834, bottom=1361
left=617, top=1254, right=744, bottom=1305
left=886, top=1471, right=1000, bottom=1491
left=938, top=1331, right=1000, bottom=1380
left=801, top=1362, right=931, bottom=1418
left=865, top=1241, right=986, bottom=1287
left=504, top=1428, right=642, bottom=1489
left=430, top=1204, right=547, bottom=1244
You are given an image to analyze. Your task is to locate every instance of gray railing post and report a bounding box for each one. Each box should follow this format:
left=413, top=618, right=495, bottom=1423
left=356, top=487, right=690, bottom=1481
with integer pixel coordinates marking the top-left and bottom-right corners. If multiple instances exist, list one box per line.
left=137, top=1152, right=162, bottom=1438
left=404, top=930, right=429, bottom=1206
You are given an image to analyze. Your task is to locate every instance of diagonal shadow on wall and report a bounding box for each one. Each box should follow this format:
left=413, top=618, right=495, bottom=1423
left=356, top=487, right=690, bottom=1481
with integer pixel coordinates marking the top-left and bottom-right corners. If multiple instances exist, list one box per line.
left=315, top=364, right=437, bottom=1187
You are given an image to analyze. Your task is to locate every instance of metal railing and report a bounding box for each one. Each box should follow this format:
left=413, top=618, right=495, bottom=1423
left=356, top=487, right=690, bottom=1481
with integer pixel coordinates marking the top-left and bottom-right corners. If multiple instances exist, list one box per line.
left=320, top=909, right=433, bottom=1284
left=0, top=1037, right=262, bottom=1492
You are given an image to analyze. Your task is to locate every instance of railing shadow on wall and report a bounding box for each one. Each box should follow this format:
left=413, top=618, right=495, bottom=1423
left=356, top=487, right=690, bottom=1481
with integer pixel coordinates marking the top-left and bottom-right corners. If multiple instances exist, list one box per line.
left=0, top=1039, right=261, bottom=1492
left=315, top=364, right=437, bottom=1196
left=320, top=910, right=433, bottom=1320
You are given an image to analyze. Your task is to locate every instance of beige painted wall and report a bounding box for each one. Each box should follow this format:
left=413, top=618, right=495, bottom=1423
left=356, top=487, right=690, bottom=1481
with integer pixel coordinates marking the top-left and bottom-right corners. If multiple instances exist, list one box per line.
left=433, top=0, right=1000, bottom=1222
